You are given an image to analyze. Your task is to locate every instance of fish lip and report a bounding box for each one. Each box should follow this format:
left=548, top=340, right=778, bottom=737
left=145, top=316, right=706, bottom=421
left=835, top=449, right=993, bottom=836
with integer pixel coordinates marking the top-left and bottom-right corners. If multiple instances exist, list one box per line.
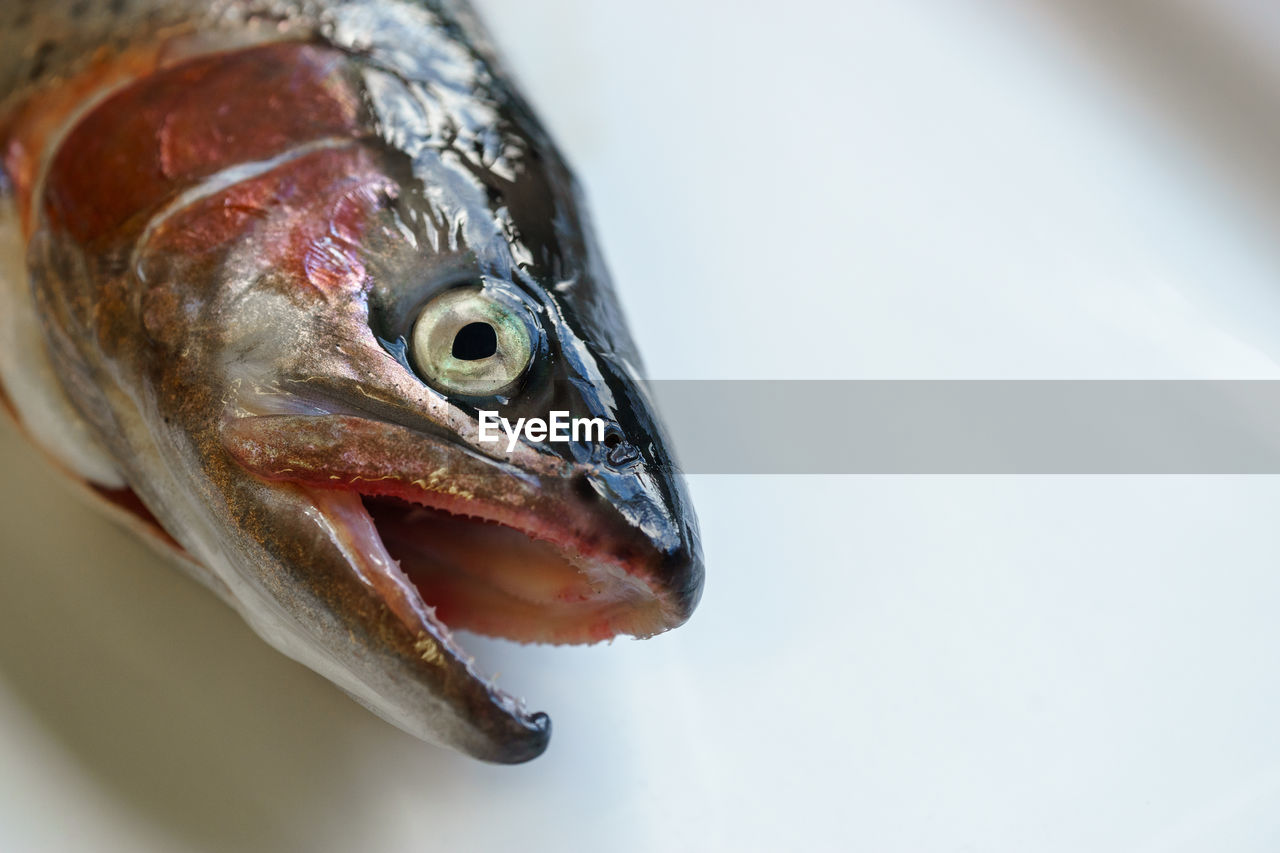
left=220, top=411, right=699, bottom=755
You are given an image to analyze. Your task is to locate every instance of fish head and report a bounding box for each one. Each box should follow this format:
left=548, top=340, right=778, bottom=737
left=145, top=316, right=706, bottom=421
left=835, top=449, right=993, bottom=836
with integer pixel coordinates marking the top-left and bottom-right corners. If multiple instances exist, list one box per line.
left=29, top=43, right=705, bottom=763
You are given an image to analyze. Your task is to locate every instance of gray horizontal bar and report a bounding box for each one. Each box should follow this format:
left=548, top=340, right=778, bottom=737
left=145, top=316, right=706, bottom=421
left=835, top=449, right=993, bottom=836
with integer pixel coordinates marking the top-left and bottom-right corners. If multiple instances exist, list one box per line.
left=637, top=381, right=1280, bottom=474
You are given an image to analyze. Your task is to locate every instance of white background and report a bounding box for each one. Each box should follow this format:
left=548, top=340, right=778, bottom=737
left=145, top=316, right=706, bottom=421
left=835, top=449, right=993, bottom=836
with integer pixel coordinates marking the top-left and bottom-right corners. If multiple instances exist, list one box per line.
left=5, top=1, right=1280, bottom=850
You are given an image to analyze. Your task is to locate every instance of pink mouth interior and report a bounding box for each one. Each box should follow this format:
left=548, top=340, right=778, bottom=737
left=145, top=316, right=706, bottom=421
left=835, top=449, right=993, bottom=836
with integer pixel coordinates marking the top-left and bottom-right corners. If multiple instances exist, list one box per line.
left=362, top=495, right=669, bottom=646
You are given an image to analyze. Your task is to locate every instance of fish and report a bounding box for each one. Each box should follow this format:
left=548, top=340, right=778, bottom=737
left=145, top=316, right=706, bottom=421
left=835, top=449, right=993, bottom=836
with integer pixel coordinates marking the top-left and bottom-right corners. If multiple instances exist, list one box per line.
left=0, top=0, right=703, bottom=763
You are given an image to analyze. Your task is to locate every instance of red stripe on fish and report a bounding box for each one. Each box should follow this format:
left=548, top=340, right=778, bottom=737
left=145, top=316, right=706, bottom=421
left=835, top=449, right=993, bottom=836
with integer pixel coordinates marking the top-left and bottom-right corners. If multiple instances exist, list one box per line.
left=42, top=42, right=367, bottom=246
left=2, top=42, right=164, bottom=236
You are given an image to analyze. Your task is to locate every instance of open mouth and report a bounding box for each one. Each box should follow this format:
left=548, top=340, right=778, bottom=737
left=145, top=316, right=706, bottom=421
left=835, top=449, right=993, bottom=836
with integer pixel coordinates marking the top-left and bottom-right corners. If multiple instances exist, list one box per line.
left=222, top=412, right=688, bottom=716
left=364, top=496, right=672, bottom=645
left=304, top=481, right=678, bottom=649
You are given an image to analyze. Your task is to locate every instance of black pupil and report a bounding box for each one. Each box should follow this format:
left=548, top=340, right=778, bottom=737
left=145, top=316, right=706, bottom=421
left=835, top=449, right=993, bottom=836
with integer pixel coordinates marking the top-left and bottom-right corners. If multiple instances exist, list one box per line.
left=452, top=322, right=498, bottom=360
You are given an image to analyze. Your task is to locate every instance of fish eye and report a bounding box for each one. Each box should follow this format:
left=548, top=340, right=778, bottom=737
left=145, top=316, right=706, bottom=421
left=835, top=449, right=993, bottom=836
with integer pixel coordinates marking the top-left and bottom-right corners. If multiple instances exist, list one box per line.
left=410, top=285, right=535, bottom=397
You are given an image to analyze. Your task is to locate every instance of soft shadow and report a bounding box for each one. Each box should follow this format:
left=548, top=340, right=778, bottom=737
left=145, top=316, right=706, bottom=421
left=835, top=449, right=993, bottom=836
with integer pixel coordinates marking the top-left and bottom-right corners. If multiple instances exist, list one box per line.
left=1019, top=0, right=1280, bottom=227
left=0, top=416, right=475, bottom=851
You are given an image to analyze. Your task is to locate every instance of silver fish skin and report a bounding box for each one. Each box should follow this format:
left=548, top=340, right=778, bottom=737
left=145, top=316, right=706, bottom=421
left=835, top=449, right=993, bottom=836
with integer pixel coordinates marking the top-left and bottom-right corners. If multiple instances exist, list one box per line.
left=0, top=0, right=703, bottom=762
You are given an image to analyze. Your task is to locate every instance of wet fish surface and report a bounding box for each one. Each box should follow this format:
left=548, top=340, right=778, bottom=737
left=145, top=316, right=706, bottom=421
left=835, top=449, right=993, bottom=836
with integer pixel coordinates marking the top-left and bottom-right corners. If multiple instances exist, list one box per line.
left=0, top=0, right=703, bottom=763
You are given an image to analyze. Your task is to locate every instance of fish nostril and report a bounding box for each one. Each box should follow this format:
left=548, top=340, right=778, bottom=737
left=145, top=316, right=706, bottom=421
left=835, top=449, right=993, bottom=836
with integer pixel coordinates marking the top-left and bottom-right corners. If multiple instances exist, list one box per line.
left=603, top=429, right=640, bottom=467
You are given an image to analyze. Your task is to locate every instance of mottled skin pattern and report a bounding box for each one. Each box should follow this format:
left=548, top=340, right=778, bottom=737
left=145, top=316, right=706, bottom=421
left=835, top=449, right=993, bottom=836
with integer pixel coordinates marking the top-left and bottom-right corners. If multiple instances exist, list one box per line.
left=0, top=0, right=491, bottom=105
left=0, top=2, right=703, bottom=762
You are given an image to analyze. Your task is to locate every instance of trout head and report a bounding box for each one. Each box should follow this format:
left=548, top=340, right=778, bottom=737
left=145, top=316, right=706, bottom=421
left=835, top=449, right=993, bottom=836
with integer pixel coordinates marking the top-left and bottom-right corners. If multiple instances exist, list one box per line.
left=21, top=37, right=702, bottom=763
